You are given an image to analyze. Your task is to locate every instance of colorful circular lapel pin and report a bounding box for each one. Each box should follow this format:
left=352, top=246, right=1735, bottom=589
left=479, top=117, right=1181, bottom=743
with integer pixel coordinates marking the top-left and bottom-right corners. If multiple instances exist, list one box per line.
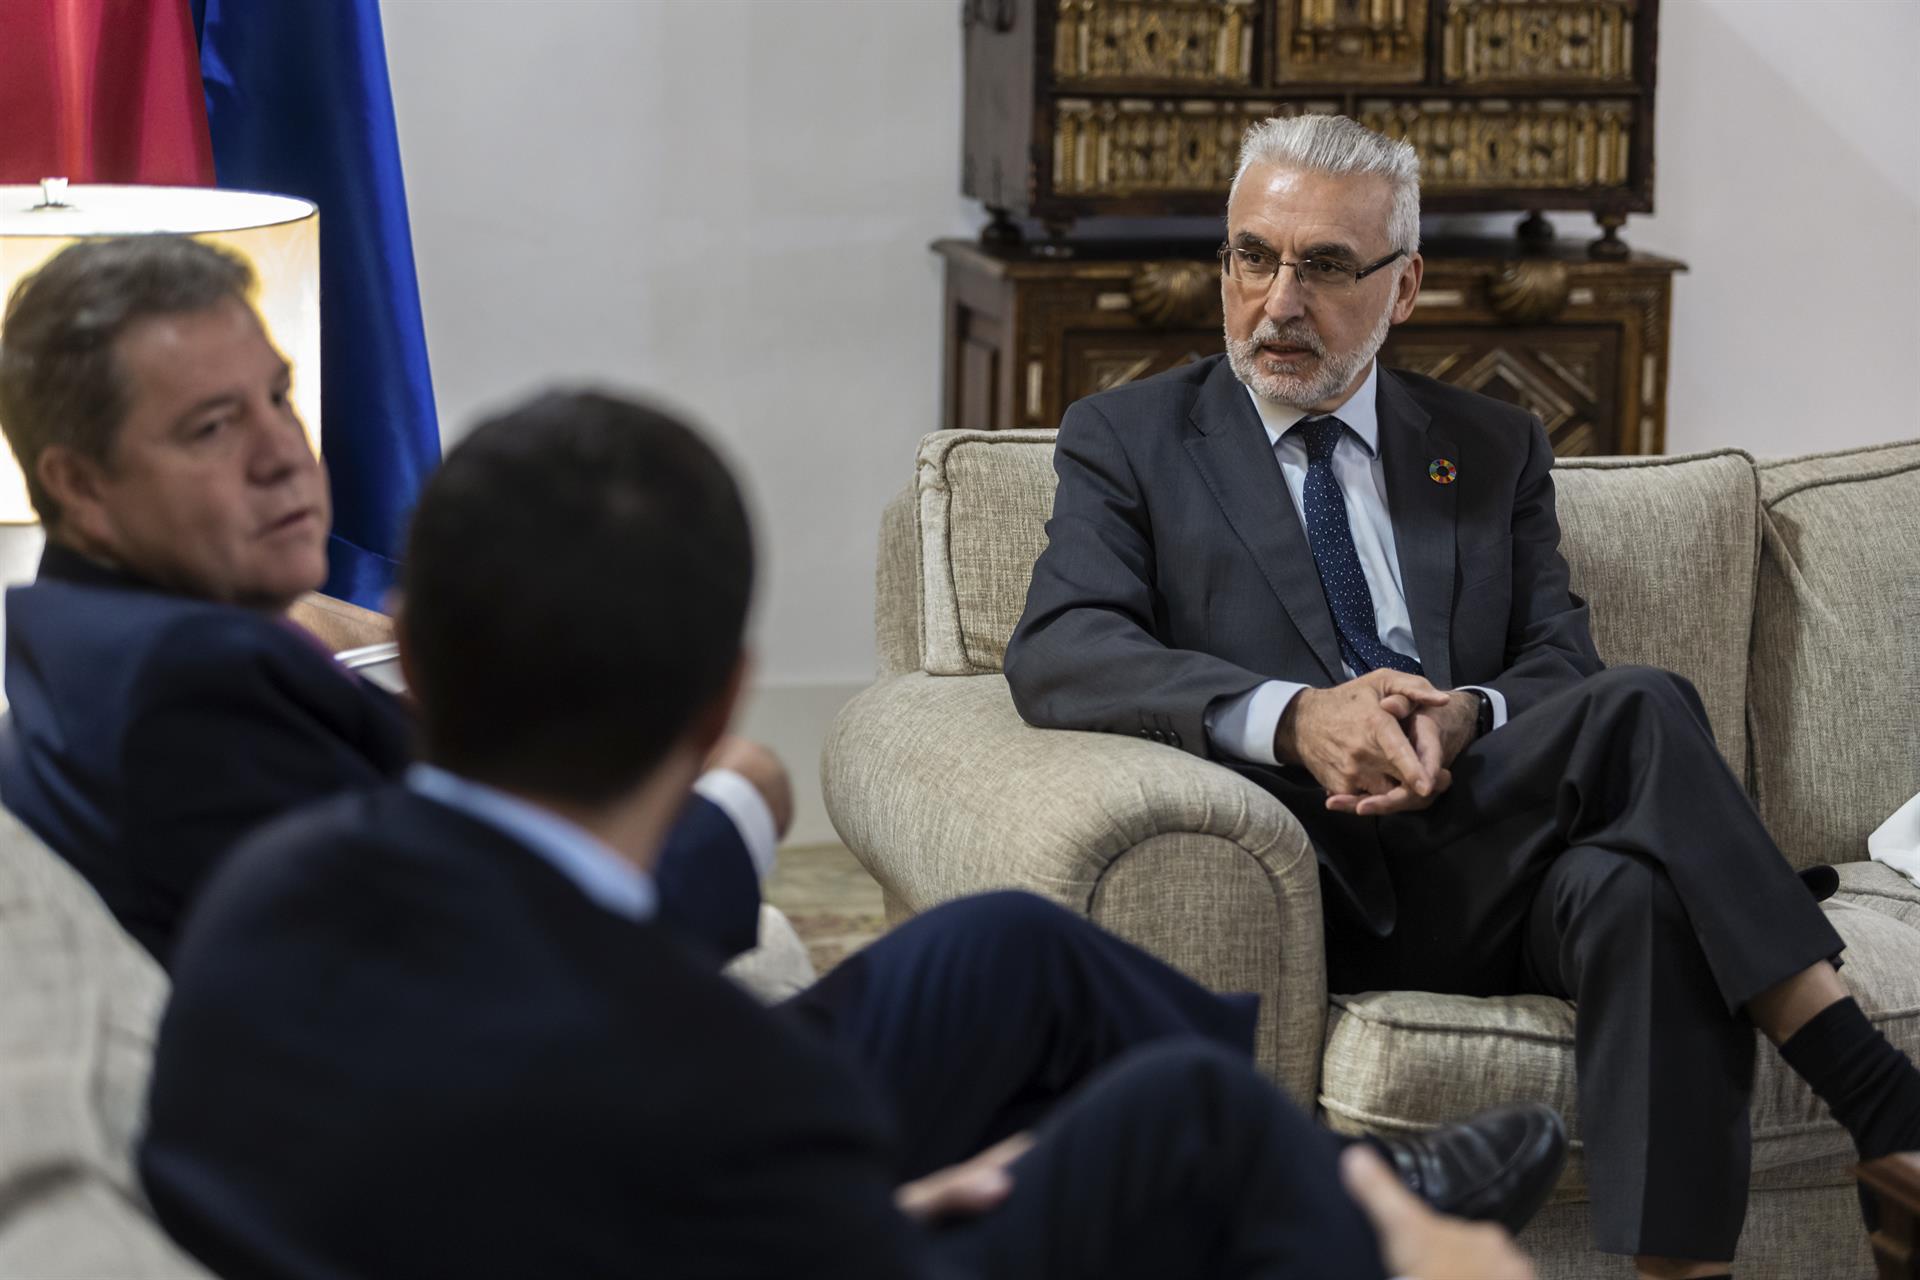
left=1428, top=458, right=1458, bottom=485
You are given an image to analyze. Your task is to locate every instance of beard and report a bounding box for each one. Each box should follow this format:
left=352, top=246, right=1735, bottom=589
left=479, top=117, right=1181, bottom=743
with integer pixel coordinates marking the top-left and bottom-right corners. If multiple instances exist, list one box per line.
left=1225, top=290, right=1397, bottom=411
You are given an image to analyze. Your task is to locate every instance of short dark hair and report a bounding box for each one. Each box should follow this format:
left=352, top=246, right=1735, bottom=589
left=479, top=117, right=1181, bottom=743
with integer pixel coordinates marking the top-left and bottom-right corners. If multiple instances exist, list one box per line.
left=0, top=236, right=255, bottom=527
left=400, top=390, right=755, bottom=806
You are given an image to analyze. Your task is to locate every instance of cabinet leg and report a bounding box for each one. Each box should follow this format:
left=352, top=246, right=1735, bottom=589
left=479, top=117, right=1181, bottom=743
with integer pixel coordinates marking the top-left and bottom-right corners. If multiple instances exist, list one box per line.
left=1516, top=210, right=1555, bottom=250
left=1589, top=213, right=1630, bottom=260
left=980, top=207, right=1022, bottom=248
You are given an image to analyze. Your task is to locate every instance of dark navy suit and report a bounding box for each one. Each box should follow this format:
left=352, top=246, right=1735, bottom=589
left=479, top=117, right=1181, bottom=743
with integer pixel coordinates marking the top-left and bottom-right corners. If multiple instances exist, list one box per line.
left=0, top=543, right=759, bottom=966
left=142, top=786, right=1379, bottom=1279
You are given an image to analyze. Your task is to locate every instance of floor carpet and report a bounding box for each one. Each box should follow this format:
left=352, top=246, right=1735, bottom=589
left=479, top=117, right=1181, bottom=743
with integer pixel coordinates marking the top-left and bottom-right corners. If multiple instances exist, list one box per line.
left=766, top=842, right=888, bottom=974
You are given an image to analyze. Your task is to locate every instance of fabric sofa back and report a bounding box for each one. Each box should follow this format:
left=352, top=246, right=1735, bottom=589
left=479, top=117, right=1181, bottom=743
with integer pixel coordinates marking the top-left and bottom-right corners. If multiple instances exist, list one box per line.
left=1749, top=442, right=1920, bottom=869
left=885, top=431, right=1762, bottom=773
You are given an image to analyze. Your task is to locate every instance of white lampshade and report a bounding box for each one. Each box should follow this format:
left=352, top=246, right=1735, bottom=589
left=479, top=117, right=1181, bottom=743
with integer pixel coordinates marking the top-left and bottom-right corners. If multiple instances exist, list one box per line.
left=0, top=182, right=321, bottom=525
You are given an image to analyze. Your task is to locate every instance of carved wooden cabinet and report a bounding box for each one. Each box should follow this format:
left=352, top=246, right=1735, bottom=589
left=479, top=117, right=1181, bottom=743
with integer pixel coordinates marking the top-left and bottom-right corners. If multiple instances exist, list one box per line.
left=936, top=236, right=1683, bottom=455
left=964, top=0, right=1661, bottom=251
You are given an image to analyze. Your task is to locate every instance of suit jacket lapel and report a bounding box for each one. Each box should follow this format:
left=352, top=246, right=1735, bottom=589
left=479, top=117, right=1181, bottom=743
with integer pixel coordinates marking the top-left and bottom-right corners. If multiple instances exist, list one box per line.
left=1377, top=370, right=1457, bottom=689
left=1183, top=360, right=1345, bottom=683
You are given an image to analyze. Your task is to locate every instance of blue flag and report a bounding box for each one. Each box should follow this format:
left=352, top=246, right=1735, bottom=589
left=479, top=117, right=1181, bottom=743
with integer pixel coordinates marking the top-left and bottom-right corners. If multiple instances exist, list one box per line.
left=193, top=0, right=438, bottom=608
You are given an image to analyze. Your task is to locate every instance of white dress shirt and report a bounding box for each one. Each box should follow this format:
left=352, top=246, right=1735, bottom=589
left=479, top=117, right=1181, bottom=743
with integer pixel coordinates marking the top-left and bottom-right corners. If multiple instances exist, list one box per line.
left=1203, top=361, right=1508, bottom=766
left=404, top=762, right=780, bottom=923
left=407, top=763, right=660, bottom=922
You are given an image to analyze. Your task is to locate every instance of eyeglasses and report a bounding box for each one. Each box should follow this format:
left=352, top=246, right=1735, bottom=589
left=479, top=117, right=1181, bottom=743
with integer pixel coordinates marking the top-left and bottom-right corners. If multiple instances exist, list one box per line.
left=1217, top=244, right=1407, bottom=293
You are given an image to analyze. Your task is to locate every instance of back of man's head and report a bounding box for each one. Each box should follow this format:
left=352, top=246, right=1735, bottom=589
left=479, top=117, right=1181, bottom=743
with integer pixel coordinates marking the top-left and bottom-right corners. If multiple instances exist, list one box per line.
left=0, top=236, right=254, bottom=528
left=400, top=389, right=754, bottom=808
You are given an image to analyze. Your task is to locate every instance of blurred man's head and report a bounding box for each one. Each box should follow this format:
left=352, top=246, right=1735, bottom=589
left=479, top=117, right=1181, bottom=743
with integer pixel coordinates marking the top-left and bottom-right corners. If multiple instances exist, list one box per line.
left=0, top=236, right=329, bottom=609
left=398, top=390, right=754, bottom=811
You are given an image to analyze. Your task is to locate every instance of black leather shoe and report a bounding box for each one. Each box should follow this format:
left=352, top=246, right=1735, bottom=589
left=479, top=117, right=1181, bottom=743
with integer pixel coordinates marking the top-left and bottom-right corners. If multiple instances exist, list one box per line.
left=1370, top=1103, right=1567, bottom=1235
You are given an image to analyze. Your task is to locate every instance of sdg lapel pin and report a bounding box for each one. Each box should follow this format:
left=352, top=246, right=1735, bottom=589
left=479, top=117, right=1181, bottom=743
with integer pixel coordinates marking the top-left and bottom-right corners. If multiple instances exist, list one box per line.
left=1428, top=458, right=1458, bottom=485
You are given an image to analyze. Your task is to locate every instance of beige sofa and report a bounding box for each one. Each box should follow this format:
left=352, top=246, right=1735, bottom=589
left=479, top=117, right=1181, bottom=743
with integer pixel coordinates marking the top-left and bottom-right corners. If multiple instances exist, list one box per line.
left=824, top=434, right=1920, bottom=1278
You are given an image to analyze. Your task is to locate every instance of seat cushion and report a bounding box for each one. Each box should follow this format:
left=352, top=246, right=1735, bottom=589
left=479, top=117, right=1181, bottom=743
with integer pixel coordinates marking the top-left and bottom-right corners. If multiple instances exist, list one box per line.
left=1750, top=440, right=1920, bottom=868
left=1319, top=894, right=1920, bottom=1202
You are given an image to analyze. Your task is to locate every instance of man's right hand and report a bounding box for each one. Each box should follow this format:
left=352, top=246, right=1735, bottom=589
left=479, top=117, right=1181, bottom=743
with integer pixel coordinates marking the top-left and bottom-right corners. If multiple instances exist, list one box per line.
left=1340, top=1145, right=1535, bottom=1280
left=702, top=736, right=794, bottom=840
left=1274, top=671, right=1453, bottom=814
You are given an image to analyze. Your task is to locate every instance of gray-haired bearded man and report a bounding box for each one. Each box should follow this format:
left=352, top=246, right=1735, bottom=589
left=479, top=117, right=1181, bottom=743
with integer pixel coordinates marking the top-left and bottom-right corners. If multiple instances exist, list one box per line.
left=1006, top=113, right=1920, bottom=1279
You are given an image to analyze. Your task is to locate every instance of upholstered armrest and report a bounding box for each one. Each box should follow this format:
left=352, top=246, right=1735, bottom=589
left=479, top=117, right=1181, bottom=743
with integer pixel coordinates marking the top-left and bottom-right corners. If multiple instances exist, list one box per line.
left=823, top=671, right=1330, bottom=1100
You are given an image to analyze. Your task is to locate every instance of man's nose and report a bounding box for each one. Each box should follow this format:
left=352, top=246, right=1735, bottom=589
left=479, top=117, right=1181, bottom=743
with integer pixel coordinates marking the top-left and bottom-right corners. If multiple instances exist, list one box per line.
left=248, top=407, right=313, bottom=482
left=1262, top=266, right=1308, bottom=324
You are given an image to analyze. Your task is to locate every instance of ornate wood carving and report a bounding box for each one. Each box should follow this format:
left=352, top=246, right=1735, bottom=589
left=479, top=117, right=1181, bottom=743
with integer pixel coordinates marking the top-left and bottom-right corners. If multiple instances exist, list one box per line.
left=962, top=0, right=1662, bottom=227
left=1052, top=98, right=1339, bottom=196
left=935, top=236, right=1682, bottom=456
left=1129, top=260, right=1220, bottom=328
left=1442, top=0, right=1638, bottom=85
left=1485, top=258, right=1571, bottom=323
left=1053, top=0, right=1258, bottom=85
left=1359, top=98, right=1636, bottom=189
left=1277, top=0, right=1429, bottom=84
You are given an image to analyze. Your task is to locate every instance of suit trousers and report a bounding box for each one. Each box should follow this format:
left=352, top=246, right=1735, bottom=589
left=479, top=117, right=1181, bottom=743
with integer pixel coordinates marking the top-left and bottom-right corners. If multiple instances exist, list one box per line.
left=933, top=1040, right=1387, bottom=1279
left=1322, top=665, right=1843, bottom=1259
left=781, top=890, right=1261, bottom=1180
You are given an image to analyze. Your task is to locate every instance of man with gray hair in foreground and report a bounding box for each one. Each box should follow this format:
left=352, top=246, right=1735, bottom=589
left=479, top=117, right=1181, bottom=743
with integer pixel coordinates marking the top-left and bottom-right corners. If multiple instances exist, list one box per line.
left=1006, top=112, right=1920, bottom=1278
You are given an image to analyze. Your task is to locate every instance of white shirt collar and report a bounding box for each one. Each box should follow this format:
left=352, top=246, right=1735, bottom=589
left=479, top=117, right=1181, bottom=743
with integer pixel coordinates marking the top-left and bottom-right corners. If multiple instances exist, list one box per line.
left=1242, top=360, right=1381, bottom=457
left=405, top=763, right=658, bottom=923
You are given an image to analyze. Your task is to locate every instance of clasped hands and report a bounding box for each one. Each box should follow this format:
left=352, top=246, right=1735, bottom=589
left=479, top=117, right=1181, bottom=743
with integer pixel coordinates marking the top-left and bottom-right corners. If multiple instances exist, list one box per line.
left=1274, top=670, right=1480, bottom=817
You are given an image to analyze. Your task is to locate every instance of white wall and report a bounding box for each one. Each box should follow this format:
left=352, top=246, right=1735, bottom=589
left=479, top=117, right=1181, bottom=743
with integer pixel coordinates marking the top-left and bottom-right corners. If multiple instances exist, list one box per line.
left=378, top=0, right=1920, bottom=840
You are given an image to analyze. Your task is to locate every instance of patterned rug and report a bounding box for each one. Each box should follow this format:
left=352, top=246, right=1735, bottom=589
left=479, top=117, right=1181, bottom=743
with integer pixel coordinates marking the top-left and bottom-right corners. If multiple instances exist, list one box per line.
left=766, top=843, right=887, bottom=974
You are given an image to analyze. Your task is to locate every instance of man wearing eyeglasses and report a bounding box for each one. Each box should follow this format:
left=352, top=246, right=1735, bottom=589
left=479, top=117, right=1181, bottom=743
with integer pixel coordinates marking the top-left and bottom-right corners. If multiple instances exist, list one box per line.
left=1006, top=113, right=1920, bottom=1279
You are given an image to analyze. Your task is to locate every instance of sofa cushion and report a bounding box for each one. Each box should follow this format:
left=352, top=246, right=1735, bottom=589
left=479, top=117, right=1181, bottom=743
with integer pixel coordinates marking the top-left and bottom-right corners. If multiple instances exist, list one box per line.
left=1750, top=440, right=1920, bottom=868
left=913, top=430, right=1057, bottom=675
left=1550, top=450, right=1759, bottom=774
left=1319, top=895, right=1920, bottom=1201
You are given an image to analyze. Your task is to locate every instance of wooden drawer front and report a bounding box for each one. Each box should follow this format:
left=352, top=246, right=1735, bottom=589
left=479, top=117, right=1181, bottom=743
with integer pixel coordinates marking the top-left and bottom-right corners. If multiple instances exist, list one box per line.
left=1441, top=0, right=1640, bottom=87
left=1384, top=325, right=1622, bottom=455
left=1062, top=330, right=1222, bottom=408
left=1052, top=1, right=1261, bottom=87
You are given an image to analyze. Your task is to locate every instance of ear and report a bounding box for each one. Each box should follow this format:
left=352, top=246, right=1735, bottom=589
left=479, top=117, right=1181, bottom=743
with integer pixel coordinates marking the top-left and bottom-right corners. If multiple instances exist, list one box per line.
left=1390, top=252, right=1424, bottom=325
left=35, top=445, right=115, bottom=545
left=684, top=651, right=750, bottom=759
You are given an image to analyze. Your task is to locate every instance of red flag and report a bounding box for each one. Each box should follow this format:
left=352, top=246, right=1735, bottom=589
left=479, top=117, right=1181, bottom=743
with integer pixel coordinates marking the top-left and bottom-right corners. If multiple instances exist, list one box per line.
left=0, top=0, right=214, bottom=184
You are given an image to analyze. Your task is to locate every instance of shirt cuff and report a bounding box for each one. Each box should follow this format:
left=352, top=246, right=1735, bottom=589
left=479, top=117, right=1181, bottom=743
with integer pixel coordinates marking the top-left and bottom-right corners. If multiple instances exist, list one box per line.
left=1203, top=680, right=1309, bottom=766
left=1456, top=684, right=1508, bottom=731
left=693, top=769, right=779, bottom=881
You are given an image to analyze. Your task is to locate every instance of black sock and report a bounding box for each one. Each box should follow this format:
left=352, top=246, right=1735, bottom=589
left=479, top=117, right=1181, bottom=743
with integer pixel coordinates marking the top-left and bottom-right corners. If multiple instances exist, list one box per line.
left=1778, top=997, right=1920, bottom=1160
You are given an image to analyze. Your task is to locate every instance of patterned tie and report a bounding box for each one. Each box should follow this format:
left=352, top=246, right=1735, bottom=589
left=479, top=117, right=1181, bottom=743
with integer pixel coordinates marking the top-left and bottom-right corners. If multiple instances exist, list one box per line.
left=1297, top=416, right=1423, bottom=676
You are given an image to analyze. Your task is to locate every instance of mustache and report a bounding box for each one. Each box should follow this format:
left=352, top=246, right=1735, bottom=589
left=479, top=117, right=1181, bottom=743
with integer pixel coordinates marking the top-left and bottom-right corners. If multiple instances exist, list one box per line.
left=1248, top=321, right=1327, bottom=357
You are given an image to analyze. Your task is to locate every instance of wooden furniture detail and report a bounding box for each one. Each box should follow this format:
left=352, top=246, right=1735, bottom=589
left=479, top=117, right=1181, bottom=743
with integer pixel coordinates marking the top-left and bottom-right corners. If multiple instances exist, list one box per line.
left=936, top=236, right=1683, bottom=457
left=966, top=0, right=1661, bottom=247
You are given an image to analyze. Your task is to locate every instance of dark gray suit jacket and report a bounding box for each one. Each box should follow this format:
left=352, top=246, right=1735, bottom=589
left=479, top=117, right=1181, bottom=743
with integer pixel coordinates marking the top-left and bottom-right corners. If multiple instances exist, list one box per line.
left=1005, top=354, right=1603, bottom=931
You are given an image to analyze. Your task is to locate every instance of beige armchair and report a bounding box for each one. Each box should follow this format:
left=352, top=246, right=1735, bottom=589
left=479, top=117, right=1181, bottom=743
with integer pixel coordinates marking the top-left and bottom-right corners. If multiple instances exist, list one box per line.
left=825, top=431, right=1920, bottom=1279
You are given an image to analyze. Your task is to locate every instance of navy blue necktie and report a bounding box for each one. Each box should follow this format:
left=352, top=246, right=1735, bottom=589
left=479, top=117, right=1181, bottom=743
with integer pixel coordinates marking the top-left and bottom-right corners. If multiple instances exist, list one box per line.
left=1297, top=416, right=1423, bottom=677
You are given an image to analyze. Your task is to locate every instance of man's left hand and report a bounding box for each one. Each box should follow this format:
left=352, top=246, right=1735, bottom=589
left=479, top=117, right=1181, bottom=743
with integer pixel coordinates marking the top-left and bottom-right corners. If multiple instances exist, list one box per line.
left=894, top=1132, right=1035, bottom=1224
left=1326, top=690, right=1480, bottom=817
